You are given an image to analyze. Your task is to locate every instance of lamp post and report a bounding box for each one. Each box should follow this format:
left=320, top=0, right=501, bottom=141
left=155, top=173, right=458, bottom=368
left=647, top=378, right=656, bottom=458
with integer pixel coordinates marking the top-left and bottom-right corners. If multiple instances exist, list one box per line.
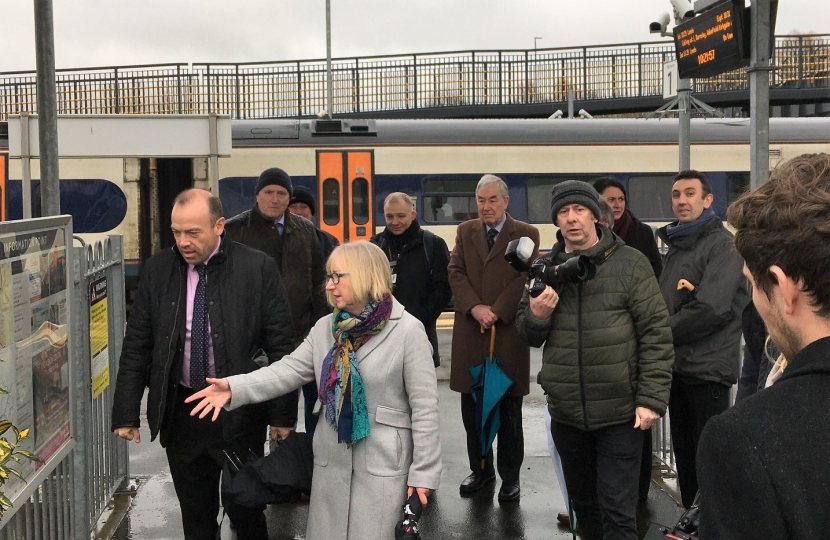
left=34, top=0, right=60, bottom=216
left=326, top=0, right=333, bottom=119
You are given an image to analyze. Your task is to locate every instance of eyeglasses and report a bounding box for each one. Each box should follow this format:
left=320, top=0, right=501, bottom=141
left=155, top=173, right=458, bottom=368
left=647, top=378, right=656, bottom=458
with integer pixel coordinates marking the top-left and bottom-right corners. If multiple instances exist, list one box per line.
left=325, top=272, right=350, bottom=285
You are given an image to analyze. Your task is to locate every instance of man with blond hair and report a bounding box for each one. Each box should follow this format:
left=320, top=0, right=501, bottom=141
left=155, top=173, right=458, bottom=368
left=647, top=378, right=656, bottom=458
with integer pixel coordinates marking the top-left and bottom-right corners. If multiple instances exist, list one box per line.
left=371, top=192, right=451, bottom=366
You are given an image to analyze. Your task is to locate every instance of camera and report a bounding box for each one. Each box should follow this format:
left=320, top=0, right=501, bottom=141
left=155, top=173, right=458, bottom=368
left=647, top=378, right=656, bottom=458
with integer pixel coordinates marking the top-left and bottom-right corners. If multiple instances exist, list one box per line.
left=504, top=237, right=597, bottom=298
left=527, top=256, right=596, bottom=297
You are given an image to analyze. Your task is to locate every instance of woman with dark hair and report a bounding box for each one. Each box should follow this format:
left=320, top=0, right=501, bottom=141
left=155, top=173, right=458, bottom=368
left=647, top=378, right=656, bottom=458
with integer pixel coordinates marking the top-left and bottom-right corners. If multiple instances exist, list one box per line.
left=593, top=177, right=663, bottom=279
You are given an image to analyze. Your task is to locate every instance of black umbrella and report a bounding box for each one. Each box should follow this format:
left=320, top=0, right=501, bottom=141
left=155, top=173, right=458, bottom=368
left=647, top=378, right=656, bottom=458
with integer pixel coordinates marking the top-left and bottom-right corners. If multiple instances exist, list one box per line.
left=222, top=431, right=314, bottom=508
left=394, top=491, right=423, bottom=540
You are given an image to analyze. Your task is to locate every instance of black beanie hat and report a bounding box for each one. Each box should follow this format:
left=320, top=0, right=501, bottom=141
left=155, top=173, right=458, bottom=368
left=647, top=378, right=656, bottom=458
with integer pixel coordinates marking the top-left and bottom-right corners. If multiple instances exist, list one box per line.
left=550, top=180, right=602, bottom=221
left=592, top=177, right=627, bottom=198
left=255, top=167, right=293, bottom=196
left=289, top=186, right=317, bottom=216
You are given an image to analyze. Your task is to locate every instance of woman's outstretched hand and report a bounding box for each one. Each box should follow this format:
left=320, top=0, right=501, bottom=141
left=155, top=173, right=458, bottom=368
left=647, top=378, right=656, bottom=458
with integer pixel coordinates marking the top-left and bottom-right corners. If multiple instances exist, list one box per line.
left=183, top=378, right=232, bottom=421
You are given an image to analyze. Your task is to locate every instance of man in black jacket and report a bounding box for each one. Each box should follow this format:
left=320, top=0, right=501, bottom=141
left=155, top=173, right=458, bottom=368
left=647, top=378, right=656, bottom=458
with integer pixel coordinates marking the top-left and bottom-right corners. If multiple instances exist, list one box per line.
left=111, top=189, right=295, bottom=540
left=656, top=170, right=748, bottom=508
left=697, top=153, right=830, bottom=540
left=225, top=168, right=328, bottom=439
left=371, top=192, right=451, bottom=366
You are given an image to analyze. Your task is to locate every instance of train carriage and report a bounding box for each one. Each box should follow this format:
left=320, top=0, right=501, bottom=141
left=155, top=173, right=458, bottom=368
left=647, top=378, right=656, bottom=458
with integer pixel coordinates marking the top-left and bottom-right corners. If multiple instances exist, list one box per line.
left=2, top=116, right=829, bottom=296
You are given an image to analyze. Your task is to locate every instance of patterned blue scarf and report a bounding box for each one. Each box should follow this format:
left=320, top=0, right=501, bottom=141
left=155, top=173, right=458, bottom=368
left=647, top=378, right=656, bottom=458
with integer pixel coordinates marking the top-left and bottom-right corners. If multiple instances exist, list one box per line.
left=318, top=294, right=393, bottom=445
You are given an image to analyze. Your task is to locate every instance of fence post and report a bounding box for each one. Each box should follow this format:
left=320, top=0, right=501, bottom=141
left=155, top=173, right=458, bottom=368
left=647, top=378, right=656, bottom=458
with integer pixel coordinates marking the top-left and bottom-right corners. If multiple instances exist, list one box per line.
left=235, top=64, right=241, bottom=119
left=206, top=64, right=211, bottom=114
left=297, top=61, right=302, bottom=118
left=113, top=67, right=120, bottom=114
left=177, top=64, right=183, bottom=114
left=582, top=46, right=588, bottom=100
left=413, top=54, right=418, bottom=109
left=524, top=50, right=529, bottom=103
left=106, top=236, right=129, bottom=488
left=471, top=51, right=476, bottom=105
left=797, top=36, right=804, bottom=89
left=499, top=51, right=503, bottom=105
left=354, top=58, right=360, bottom=113
left=638, top=43, right=643, bottom=97
left=71, top=244, right=92, bottom=540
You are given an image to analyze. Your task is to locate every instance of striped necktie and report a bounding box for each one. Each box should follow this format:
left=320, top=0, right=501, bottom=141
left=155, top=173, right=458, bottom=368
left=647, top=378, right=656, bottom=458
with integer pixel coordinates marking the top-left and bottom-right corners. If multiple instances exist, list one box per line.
left=487, top=228, right=498, bottom=251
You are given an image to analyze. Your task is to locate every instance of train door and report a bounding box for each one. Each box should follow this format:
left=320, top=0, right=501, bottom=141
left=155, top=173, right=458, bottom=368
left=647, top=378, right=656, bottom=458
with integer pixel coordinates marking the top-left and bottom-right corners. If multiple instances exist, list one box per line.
left=316, top=150, right=375, bottom=244
left=137, top=157, right=193, bottom=263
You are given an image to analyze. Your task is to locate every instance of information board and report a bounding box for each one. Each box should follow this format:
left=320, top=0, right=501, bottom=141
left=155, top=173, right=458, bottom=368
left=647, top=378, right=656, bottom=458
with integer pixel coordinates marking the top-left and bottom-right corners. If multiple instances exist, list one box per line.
left=673, top=0, right=749, bottom=79
left=0, top=218, right=72, bottom=509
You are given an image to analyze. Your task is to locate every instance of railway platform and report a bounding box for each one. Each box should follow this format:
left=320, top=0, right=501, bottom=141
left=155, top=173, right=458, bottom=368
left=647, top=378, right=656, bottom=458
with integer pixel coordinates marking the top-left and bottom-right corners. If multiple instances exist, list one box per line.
left=102, top=324, right=685, bottom=540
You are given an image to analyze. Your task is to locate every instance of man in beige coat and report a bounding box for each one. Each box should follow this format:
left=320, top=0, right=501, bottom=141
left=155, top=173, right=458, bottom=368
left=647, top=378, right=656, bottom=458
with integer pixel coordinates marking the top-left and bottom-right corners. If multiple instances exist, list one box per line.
left=449, top=174, right=540, bottom=503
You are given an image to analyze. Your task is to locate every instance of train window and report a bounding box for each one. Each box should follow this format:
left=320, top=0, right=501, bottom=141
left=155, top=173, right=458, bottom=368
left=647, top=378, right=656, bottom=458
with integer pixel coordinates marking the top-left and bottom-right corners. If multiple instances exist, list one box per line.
left=526, top=177, right=591, bottom=222
left=422, top=178, right=478, bottom=223
left=422, top=196, right=477, bottom=223
left=424, top=179, right=478, bottom=193
left=352, top=177, right=370, bottom=225
left=727, top=173, right=750, bottom=205
left=6, top=179, right=127, bottom=233
left=627, top=176, right=676, bottom=220
left=322, top=178, right=340, bottom=226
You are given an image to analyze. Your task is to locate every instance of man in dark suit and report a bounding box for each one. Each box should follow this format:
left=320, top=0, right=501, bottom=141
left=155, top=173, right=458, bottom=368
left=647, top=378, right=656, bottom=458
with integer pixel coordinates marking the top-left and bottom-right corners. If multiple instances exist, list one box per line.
left=111, top=189, right=295, bottom=540
left=697, top=153, right=830, bottom=540
left=448, top=174, right=539, bottom=503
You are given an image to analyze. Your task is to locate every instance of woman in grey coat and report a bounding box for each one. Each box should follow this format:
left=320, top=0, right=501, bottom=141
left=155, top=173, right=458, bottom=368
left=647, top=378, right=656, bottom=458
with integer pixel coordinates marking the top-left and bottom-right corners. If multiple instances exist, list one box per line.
left=186, top=241, right=442, bottom=539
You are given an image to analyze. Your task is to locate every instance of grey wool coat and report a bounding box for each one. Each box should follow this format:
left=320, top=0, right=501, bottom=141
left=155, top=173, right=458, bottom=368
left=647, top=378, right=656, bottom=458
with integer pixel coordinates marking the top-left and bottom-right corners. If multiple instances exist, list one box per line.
left=224, top=299, right=442, bottom=540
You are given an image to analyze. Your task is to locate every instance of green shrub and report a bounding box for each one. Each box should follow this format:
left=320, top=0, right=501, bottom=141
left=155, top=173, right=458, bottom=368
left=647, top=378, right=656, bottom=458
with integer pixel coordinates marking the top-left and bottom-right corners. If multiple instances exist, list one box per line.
left=0, top=387, right=43, bottom=520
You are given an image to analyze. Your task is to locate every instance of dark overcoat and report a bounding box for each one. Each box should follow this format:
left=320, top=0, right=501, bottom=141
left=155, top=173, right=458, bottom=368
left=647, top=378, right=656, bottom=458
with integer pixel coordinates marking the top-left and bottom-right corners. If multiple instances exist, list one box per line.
left=697, top=336, right=830, bottom=540
left=448, top=214, right=539, bottom=396
left=225, top=206, right=328, bottom=342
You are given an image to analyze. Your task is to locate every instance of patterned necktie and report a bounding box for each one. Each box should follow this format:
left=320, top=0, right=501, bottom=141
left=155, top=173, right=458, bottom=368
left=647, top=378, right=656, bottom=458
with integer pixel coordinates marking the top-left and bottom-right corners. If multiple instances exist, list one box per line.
left=190, top=264, right=209, bottom=391
left=487, top=228, right=498, bottom=251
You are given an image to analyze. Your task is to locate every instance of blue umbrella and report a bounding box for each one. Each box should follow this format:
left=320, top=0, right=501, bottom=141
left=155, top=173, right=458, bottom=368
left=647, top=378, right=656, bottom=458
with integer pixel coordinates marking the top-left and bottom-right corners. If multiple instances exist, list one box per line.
left=469, top=326, right=515, bottom=469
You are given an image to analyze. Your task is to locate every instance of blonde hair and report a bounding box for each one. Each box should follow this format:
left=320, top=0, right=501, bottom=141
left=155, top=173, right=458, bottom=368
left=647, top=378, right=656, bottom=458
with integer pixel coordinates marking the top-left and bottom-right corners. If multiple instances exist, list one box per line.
left=326, top=242, right=392, bottom=307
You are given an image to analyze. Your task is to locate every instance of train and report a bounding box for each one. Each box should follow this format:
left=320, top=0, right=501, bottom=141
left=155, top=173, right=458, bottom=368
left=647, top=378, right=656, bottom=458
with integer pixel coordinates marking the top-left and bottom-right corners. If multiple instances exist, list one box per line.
left=2, top=116, right=830, bottom=294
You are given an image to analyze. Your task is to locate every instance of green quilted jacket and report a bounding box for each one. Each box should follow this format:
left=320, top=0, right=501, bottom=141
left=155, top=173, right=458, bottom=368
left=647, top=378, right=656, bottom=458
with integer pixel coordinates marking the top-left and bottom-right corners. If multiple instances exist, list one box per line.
left=516, top=226, right=674, bottom=430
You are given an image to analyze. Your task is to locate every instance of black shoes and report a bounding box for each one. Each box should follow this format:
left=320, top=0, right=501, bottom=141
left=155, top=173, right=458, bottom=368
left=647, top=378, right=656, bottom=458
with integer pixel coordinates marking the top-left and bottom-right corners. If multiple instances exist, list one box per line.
left=459, top=471, right=496, bottom=495
left=497, top=480, right=520, bottom=502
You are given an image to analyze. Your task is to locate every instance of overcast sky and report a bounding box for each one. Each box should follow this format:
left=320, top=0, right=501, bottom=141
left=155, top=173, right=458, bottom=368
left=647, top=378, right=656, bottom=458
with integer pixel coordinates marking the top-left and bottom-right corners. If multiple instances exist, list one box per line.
left=2, top=0, right=825, bottom=72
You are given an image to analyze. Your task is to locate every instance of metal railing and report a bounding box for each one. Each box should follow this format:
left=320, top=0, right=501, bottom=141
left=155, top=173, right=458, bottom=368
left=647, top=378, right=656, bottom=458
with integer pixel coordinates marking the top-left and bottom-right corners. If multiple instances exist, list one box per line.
left=0, top=34, right=828, bottom=120
left=0, top=235, right=128, bottom=540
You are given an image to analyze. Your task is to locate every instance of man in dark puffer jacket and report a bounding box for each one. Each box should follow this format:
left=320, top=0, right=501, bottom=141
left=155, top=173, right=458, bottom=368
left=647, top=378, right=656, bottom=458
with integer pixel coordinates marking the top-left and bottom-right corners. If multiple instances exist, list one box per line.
left=516, top=180, right=673, bottom=540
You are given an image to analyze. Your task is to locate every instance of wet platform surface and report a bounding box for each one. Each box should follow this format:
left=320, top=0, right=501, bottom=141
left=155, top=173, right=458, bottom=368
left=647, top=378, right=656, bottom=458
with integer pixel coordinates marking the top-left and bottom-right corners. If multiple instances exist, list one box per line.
left=110, top=325, right=685, bottom=539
